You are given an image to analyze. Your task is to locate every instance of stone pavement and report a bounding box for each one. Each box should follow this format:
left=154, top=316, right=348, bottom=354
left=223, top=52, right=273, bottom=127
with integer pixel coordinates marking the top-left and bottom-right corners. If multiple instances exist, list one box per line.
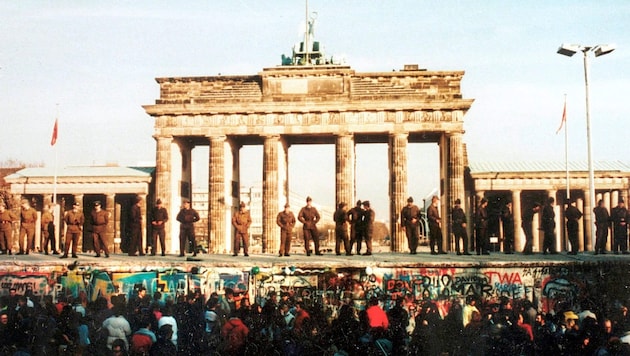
left=2, top=245, right=629, bottom=270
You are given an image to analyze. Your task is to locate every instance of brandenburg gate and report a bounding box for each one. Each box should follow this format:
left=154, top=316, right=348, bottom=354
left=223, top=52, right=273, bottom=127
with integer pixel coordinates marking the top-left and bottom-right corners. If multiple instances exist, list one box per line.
left=144, top=64, right=473, bottom=254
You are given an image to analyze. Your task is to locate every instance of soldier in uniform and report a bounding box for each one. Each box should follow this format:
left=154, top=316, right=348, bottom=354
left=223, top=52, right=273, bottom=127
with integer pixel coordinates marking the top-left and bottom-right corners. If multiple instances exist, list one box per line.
left=128, top=196, right=144, bottom=257
left=41, top=204, right=56, bottom=255
left=62, top=201, right=84, bottom=259
left=231, top=201, right=252, bottom=257
left=18, top=199, right=37, bottom=255
left=176, top=199, right=200, bottom=257
left=347, top=200, right=363, bottom=255
left=401, top=196, right=421, bottom=255
left=150, top=199, right=168, bottom=256
left=361, top=200, right=375, bottom=256
left=521, top=203, right=540, bottom=255
left=502, top=201, right=515, bottom=254
left=333, top=202, right=351, bottom=256
left=564, top=199, right=582, bottom=255
left=276, top=203, right=296, bottom=257
left=451, top=198, right=470, bottom=255
left=610, top=199, right=629, bottom=254
left=91, top=201, right=110, bottom=258
left=541, top=197, right=557, bottom=255
left=428, top=195, right=446, bottom=255
left=593, top=199, right=610, bottom=255
left=474, top=198, right=489, bottom=255
left=0, top=203, right=17, bottom=255
left=298, top=196, right=321, bottom=256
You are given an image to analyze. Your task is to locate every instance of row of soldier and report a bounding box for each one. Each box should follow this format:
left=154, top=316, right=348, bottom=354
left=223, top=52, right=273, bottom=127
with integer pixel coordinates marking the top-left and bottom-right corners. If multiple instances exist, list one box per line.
left=1, top=194, right=629, bottom=258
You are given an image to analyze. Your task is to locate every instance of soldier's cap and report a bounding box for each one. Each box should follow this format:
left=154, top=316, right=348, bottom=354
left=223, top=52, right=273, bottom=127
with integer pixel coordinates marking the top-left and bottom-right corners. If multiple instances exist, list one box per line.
left=240, top=201, right=246, bottom=207
left=21, top=199, right=29, bottom=205
left=156, top=199, right=162, bottom=205
left=356, top=200, right=362, bottom=205
left=284, top=203, right=290, bottom=208
left=94, top=201, right=101, bottom=207
left=135, top=196, right=142, bottom=203
left=183, top=198, right=190, bottom=204
left=454, top=198, right=461, bottom=205
left=306, top=196, right=312, bottom=202
left=407, top=197, right=414, bottom=203
left=362, top=200, right=370, bottom=207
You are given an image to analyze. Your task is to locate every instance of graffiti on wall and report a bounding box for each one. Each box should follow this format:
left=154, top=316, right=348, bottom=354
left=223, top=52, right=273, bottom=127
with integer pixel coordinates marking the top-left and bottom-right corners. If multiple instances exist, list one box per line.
left=0, top=262, right=627, bottom=316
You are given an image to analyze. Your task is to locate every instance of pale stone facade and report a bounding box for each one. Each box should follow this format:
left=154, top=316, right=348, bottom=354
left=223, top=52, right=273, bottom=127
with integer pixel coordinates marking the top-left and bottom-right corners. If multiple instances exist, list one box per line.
left=468, top=161, right=630, bottom=253
left=144, top=64, right=474, bottom=254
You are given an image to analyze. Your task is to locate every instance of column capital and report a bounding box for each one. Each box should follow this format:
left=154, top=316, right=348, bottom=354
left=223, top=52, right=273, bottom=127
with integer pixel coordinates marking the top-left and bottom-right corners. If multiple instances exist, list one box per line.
left=153, top=134, right=173, bottom=141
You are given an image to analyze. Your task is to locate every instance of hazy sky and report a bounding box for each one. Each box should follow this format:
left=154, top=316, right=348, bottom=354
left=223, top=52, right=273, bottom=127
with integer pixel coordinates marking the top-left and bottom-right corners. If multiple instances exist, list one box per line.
left=1, top=1, right=627, bottom=221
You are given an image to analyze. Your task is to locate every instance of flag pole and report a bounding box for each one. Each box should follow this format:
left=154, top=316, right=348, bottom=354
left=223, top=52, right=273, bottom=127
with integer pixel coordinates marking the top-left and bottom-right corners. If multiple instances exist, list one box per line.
left=53, top=105, right=59, bottom=205
left=563, top=94, right=569, bottom=200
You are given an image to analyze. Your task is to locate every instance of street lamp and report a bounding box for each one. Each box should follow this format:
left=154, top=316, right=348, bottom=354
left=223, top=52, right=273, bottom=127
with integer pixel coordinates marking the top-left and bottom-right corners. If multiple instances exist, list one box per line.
left=557, top=43, right=616, bottom=251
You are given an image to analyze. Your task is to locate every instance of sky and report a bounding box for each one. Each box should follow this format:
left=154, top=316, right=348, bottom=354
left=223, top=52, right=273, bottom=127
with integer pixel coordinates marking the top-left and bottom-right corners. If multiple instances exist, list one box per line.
left=1, top=1, right=628, bottom=221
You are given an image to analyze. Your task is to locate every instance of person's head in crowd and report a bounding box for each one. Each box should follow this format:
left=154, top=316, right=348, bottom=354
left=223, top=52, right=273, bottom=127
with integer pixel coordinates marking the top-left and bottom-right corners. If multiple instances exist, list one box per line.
left=112, top=338, right=127, bottom=355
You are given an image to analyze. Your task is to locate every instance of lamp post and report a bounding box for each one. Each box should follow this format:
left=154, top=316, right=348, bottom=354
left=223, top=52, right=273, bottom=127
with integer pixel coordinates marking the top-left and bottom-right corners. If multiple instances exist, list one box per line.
left=557, top=43, right=615, bottom=251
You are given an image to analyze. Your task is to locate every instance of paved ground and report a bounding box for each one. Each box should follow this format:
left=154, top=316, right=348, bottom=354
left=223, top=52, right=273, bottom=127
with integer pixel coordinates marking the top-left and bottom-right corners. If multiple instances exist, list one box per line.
left=2, top=244, right=629, bottom=269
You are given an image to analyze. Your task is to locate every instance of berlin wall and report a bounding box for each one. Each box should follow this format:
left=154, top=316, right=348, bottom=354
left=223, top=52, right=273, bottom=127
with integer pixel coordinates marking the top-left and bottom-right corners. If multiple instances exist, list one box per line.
left=2, top=262, right=629, bottom=316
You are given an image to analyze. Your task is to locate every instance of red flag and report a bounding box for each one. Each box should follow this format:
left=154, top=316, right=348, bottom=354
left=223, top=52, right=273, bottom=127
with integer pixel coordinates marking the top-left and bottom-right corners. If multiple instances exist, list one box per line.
left=556, top=99, right=566, bottom=134
left=50, top=118, right=58, bottom=146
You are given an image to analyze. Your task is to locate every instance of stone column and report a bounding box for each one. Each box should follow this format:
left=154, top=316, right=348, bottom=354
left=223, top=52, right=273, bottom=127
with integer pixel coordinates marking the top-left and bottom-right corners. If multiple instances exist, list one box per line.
left=208, top=136, right=227, bottom=254
left=262, top=135, right=288, bottom=254
left=106, top=194, right=116, bottom=254
left=336, top=133, right=356, bottom=209
left=448, top=132, right=465, bottom=252
left=512, top=190, right=523, bottom=251
left=577, top=198, right=585, bottom=251
left=546, top=190, right=560, bottom=252
left=154, top=135, right=178, bottom=253
left=74, top=194, right=84, bottom=252
left=138, top=193, right=148, bottom=253
left=388, top=132, right=408, bottom=253
left=475, top=191, right=484, bottom=252
left=583, top=186, right=594, bottom=251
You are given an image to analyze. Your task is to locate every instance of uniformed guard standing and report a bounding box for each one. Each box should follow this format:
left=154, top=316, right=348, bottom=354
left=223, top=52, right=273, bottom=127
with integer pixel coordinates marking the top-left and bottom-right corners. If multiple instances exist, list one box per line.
left=61, top=201, right=84, bottom=259
left=502, top=201, right=515, bottom=254
left=176, top=199, right=200, bottom=257
left=18, top=199, right=37, bottom=255
left=541, top=197, right=557, bottom=255
left=451, top=198, right=470, bottom=255
left=231, top=202, right=252, bottom=257
left=401, top=197, right=420, bottom=255
left=91, top=201, right=110, bottom=258
left=347, top=200, right=362, bottom=255
left=128, top=196, right=144, bottom=257
left=276, top=203, right=296, bottom=257
left=333, top=202, right=351, bottom=256
left=360, top=201, right=375, bottom=256
left=611, top=199, right=629, bottom=254
left=593, top=199, right=610, bottom=255
left=428, top=196, right=447, bottom=255
left=0, top=203, right=17, bottom=255
left=41, top=204, right=56, bottom=255
left=298, top=196, right=321, bottom=256
left=150, top=199, right=168, bottom=256
left=564, top=199, right=582, bottom=255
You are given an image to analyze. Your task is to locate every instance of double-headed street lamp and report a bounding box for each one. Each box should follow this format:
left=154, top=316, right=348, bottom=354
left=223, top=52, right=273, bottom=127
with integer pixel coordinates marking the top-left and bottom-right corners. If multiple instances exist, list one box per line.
left=557, top=43, right=615, bottom=250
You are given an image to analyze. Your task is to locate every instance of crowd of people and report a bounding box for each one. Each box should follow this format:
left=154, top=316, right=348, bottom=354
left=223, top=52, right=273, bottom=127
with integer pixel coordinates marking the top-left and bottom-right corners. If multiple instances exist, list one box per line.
left=2, top=283, right=630, bottom=356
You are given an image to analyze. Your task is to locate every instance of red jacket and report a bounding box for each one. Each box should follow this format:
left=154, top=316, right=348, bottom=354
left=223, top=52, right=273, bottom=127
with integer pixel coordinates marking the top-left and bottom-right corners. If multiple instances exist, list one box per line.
left=366, top=305, right=389, bottom=330
left=221, top=317, right=249, bottom=353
